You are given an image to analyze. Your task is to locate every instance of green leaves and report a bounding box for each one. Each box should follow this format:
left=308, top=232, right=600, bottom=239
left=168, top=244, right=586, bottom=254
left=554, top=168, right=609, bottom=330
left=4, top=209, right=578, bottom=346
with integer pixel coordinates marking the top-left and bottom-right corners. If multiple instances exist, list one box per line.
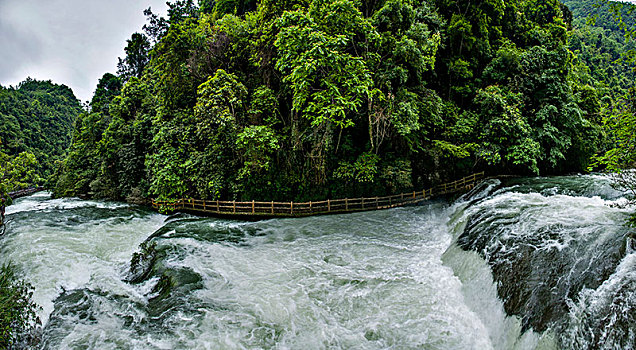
left=334, top=152, right=380, bottom=183
left=275, top=1, right=374, bottom=129
left=236, top=125, right=280, bottom=179
left=0, top=151, right=40, bottom=195
left=195, top=69, right=248, bottom=125
left=51, top=0, right=611, bottom=202
left=0, top=264, right=40, bottom=348
left=590, top=95, right=636, bottom=175
left=0, top=79, right=81, bottom=180
left=117, top=33, right=152, bottom=81
left=474, top=85, right=541, bottom=174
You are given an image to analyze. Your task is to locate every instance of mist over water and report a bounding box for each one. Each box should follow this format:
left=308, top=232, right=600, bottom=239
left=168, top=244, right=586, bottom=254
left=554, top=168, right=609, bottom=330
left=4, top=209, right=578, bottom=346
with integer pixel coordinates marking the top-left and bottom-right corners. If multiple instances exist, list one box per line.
left=0, top=175, right=633, bottom=349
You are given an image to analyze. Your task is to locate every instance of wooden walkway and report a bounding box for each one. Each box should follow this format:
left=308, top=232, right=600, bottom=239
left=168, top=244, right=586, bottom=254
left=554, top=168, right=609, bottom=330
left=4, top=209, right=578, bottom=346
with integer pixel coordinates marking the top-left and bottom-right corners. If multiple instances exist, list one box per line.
left=8, top=187, right=44, bottom=200
left=2, top=187, right=44, bottom=227
left=152, top=172, right=485, bottom=218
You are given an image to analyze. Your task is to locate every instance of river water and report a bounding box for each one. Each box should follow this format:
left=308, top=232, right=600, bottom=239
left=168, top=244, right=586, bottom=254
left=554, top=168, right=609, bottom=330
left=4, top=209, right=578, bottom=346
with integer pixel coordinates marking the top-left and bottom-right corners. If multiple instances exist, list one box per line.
left=1, top=175, right=634, bottom=349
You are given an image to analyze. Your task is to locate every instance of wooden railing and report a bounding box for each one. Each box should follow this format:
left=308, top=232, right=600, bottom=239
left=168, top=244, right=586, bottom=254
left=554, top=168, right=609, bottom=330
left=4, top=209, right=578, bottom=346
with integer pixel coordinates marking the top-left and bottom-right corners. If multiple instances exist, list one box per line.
left=8, top=187, right=44, bottom=200
left=152, top=172, right=485, bottom=218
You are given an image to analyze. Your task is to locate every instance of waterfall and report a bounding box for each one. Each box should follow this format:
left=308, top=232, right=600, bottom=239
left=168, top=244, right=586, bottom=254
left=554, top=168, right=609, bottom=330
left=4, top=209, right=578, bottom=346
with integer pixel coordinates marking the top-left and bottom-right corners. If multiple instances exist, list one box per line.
left=0, top=175, right=633, bottom=349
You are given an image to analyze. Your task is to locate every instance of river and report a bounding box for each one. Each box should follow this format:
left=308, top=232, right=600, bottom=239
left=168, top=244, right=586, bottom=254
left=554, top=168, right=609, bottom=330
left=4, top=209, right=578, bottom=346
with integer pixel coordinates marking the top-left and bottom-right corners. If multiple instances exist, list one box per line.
left=1, top=175, right=634, bottom=349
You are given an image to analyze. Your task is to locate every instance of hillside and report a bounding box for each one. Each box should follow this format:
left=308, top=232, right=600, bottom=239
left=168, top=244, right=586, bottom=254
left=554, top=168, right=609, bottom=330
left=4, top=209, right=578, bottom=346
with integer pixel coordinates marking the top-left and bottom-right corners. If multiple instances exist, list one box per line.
left=53, top=0, right=613, bottom=202
left=564, top=0, right=636, bottom=33
left=0, top=79, right=82, bottom=180
left=564, top=0, right=636, bottom=97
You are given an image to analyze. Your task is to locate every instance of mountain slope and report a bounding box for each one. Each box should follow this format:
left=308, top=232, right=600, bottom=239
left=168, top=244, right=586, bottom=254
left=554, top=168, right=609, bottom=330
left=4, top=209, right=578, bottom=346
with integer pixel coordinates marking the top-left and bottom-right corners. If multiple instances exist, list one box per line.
left=0, top=78, right=82, bottom=178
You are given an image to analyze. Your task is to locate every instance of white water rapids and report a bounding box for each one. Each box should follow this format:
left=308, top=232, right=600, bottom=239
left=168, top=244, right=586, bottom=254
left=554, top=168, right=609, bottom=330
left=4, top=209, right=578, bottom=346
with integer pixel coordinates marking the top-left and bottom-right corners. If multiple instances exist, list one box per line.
left=0, top=175, right=633, bottom=349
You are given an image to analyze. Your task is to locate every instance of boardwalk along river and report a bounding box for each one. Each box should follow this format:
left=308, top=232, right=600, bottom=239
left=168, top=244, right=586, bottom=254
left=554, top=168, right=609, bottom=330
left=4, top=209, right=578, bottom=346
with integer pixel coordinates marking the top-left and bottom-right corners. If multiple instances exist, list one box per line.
left=1, top=175, right=634, bottom=349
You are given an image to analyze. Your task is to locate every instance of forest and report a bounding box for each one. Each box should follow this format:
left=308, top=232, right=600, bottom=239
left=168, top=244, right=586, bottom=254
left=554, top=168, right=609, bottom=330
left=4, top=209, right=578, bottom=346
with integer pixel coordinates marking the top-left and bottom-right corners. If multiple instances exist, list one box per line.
left=2, top=0, right=627, bottom=205
left=0, top=79, right=81, bottom=195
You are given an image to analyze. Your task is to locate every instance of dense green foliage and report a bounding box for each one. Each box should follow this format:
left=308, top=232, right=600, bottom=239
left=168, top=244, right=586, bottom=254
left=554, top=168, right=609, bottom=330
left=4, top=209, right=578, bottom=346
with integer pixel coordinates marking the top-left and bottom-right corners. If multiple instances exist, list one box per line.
left=0, top=151, right=39, bottom=199
left=568, top=0, right=636, bottom=199
left=53, top=0, right=619, bottom=202
left=0, top=79, right=81, bottom=184
left=591, top=92, right=636, bottom=173
left=565, top=0, right=636, bottom=34
left=0, top=264, right=40, bottom=348
left=565, top=0, right=636, bottom=97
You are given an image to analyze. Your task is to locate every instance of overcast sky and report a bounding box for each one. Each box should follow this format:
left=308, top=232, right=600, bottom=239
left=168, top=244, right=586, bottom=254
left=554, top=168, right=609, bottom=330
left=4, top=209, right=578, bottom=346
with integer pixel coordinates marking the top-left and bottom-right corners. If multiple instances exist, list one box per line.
left=0, top=0, right=168, bottom=102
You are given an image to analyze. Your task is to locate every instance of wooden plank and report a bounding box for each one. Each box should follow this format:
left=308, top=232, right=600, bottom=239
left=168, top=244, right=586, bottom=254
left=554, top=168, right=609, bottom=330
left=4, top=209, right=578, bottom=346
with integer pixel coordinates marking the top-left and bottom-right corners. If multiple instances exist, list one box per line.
left=152, top=172, right=485, bottom=218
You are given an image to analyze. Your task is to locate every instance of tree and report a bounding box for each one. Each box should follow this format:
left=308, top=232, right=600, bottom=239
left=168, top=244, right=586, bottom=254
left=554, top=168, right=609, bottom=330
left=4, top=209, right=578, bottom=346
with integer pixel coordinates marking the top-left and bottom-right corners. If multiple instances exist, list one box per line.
left=590, top=90, right=636, bottom=198
left=0, top=150, right=40, bottom=195
left=0, top=264, right=40, bottom=349
left=0, top=79, right=81, bottom=178
left=274, top=0, right=376, bottom=183
left=54, top=0, right=609, bottom=202
left=117, top=33, right=151, bottom=81
left=167, top=0, right=200, bottom=24
left=275, top=1, right=375, bottom=130
left=90, top=73, right=122, bottom=114
left=143, top=7, right=169, bottom=44
left=474, top=85, right=540, bottom=174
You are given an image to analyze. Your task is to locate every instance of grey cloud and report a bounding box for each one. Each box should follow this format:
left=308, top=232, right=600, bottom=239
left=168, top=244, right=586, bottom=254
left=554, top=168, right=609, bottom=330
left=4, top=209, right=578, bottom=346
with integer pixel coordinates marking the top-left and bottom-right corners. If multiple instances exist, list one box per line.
left=0, top=11, right=43, bottom=86
left=0, top=0, right=167, bottom=101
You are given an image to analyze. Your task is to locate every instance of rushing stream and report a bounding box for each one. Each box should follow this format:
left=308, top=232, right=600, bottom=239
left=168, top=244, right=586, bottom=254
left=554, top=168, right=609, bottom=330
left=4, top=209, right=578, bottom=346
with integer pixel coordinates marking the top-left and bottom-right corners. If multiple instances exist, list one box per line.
left=1, top=175, right=634, bottom=349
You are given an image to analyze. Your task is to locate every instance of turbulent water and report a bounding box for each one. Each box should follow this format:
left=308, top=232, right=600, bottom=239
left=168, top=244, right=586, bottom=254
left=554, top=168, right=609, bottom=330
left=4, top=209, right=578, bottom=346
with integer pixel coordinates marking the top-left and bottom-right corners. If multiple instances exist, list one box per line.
left=1, top=175, right=634, bottom=349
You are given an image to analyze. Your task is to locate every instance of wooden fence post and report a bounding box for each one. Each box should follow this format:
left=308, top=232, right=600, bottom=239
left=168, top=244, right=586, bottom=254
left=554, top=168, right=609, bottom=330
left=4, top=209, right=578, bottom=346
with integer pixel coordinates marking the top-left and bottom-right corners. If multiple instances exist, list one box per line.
left=152, top=173, right=484, bottom=217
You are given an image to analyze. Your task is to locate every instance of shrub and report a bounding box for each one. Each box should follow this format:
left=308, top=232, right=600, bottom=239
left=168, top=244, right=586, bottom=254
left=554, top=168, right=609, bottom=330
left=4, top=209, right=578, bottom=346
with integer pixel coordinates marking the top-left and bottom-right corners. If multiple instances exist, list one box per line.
left=0, top=264, right=40, bottom=348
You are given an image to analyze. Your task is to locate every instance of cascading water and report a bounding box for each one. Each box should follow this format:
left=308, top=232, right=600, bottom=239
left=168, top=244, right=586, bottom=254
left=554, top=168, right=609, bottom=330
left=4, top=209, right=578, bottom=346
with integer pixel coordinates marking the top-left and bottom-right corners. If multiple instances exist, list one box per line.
left=451, top=176, right=635, bottom=349
left=0, top=175, right=633, bottom=349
